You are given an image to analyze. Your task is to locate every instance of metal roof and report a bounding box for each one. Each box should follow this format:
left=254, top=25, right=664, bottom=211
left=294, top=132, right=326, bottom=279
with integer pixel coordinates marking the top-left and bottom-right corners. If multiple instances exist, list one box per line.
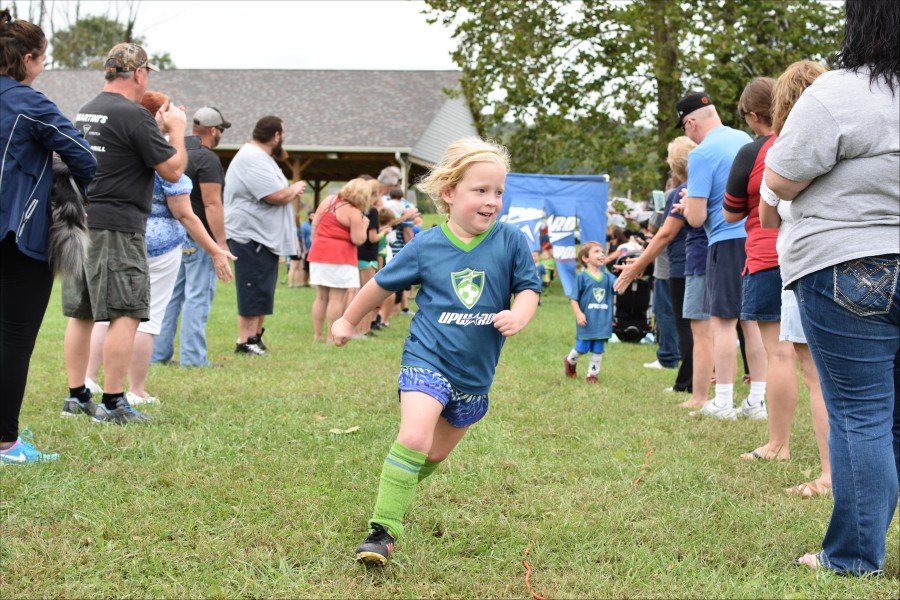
left=32, top=69, right=479, bottom=170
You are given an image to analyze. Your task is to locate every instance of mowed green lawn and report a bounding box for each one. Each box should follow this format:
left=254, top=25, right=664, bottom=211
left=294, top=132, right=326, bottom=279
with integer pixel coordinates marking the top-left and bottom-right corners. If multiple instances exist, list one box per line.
left=1, top=274, right=897, bottom=598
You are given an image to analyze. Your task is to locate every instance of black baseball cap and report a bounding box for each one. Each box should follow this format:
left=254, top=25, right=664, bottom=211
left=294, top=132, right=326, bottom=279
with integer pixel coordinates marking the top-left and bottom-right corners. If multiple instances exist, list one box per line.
left=675, top=92, right=713, bottom=129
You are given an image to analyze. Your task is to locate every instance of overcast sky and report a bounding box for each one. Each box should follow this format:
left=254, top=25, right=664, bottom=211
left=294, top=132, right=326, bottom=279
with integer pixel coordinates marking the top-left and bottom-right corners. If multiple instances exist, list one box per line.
left=13, top=0, right=459, bottom=70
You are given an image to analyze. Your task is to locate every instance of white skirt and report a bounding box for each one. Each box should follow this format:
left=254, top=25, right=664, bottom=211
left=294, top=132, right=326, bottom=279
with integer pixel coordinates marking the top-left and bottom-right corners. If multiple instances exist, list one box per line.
left=95, top=245, right=182, bottom=335
left=309, top=262, right=360, bottom=289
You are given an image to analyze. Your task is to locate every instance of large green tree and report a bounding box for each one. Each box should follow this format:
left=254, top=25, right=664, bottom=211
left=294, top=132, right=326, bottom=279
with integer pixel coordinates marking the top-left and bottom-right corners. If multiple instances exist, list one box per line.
left=49, top=14, right=143, bottom=69
left=426, top=0, right=843, bottom=196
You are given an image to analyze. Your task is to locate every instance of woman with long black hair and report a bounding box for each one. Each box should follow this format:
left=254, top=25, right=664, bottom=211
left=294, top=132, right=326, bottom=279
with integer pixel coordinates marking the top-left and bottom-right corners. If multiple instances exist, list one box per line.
left=765, top=0, right=899, bottom=575
left=0, top=9, right=96, bottom=464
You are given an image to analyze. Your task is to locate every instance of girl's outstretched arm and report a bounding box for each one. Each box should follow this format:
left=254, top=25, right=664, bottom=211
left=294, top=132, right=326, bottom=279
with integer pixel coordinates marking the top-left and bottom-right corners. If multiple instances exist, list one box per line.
left=493, top=290, right=540, bottom=337
left=332, top=278, right=394, bottom=346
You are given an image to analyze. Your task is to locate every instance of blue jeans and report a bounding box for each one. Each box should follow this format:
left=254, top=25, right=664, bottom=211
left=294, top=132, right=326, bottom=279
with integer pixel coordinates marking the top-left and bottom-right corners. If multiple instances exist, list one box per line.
left=654, top=278, right=680, bottom=367
left=151, top=239, right=217, bottom=367
left=794, top=255, right=900, bottom=575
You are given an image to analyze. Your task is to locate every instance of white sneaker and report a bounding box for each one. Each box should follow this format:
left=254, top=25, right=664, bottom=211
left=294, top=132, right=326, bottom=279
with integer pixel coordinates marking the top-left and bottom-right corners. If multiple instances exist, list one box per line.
left=643, top=360, right=675, bottom=370
left=126, top=391, right=160, bottom=406
left=85, top=377, right=103, bottom=395
left=690, top=401, right=738, bottom=420
left=738, top=397, right=768, bottom=420
left=609, top=334, right=621, bottom=344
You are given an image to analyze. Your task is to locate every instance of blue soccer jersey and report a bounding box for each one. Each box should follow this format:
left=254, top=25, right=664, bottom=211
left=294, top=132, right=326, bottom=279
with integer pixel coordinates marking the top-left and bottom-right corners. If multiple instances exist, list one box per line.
left=569, top=269, right=616, bottom=340
left=375, top=221, right=542, bottom=394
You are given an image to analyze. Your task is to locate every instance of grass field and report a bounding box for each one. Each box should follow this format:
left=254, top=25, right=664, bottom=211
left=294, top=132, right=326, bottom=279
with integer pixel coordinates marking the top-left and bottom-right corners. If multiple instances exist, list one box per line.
left=1, top=273, right=897, bottom=598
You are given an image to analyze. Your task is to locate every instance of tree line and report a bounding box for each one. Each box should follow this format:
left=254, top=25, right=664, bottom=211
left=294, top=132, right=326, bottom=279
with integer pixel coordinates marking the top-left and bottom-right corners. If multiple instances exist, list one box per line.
left=425, top=0, right=843, bottom=197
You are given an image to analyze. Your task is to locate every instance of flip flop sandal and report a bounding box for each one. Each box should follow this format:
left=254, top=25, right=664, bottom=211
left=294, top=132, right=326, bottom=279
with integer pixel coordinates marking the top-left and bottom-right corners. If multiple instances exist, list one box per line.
left=794, top=552, right=822, bottom=570
left=785, top=481, right=832, bottom=497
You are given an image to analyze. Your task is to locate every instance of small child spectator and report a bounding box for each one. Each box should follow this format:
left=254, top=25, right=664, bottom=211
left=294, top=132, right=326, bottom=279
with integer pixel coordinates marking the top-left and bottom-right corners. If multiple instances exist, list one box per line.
left=532, top=250, right=546, bottom=304
left=564, top=241, right=617, bottom=383
left=540, top=248, right=555, bottom=286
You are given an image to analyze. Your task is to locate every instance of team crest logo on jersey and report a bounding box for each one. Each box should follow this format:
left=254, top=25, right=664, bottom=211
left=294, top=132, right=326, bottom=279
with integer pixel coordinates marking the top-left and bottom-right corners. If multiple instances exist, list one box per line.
left=593, top=287, right=606, bottom=303
left=452, top=268, right=485, bottom=309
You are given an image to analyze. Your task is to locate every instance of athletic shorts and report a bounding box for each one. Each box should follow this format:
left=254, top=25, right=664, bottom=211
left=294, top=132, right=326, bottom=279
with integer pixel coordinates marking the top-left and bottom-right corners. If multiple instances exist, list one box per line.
left=358, top=260, right=377, bottom=270
left=703, top=238, right=745, bottom=319
left=740, top=267, right=781, bottom=322
left=228, top=239, right=279, bottom=316
left=574, top=339, right=606, bottom=353
left=779, top=289, right=807, bottom=343
left=683, top=274, right=710, bottom=321
left=62, top=229, right=150, bottom=322
left=309, top=262, right=359, bottom=288
left=398, top=366, right=489, bottom=428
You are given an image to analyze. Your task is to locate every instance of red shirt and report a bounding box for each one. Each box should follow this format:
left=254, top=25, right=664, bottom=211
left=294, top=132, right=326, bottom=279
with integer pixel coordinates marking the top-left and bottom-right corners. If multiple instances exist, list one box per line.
left=306, top=195, right=357, bottom=266
left=724, top=134, right=779, bottom=274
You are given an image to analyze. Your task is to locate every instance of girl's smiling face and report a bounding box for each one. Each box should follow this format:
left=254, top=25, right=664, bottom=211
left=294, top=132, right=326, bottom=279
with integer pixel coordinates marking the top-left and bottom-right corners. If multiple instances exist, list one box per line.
left=441, top=160, right=506, bottom=242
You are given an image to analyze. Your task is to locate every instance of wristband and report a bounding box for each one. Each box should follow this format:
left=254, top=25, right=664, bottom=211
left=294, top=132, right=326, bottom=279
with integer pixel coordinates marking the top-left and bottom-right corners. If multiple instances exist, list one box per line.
left=760, top=173, right=783, bottom=207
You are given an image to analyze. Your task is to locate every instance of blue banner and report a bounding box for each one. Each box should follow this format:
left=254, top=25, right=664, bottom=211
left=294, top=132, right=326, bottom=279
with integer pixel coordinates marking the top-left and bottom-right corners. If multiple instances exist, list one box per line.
left=500, top=194, right=544, bottom=252
left=576, top=180, right=609, bottom=245
left=544, top=195, right=578, bottom=297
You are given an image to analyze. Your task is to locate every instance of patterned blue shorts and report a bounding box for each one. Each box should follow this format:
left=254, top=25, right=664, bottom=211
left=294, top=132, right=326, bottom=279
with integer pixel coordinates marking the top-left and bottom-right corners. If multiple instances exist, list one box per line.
left=398, top=367, right=489, bottom=428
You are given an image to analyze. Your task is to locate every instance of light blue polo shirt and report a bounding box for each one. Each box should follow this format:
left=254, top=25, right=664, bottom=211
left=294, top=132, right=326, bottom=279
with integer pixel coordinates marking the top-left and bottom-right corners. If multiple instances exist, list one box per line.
left=686, top=125, right=751, bottom=245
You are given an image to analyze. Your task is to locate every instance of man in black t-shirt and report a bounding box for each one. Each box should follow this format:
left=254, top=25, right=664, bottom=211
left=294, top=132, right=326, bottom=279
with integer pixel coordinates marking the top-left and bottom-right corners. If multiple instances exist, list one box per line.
left=61, top=43, right=187, bottom=424
left=153, top=107, right=230, bottom=368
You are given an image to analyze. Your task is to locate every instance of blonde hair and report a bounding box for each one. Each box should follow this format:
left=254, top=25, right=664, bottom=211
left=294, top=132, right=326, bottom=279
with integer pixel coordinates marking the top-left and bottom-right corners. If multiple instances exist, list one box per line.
left=366, top=178, right=382, bottom=201
left=772, top=60, right=827, bottom=135
left=417, top=137, right=510, bottom=215
left=577, top=241, right=603, bottom=268
left=338, top=178, right=372, bottom=212
left=666, top=136, right=697, bottom=185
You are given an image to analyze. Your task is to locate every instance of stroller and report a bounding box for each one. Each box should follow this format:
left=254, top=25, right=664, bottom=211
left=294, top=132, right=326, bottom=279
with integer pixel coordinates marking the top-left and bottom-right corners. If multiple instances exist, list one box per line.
left=612, top=250, right=654, bottom=343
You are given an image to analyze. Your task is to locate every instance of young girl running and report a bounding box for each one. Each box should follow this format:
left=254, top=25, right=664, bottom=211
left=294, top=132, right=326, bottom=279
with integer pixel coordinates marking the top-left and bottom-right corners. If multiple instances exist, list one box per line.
left=564, top=242, right=616, bottom=383
left=332, top=138, right=541, bottom=566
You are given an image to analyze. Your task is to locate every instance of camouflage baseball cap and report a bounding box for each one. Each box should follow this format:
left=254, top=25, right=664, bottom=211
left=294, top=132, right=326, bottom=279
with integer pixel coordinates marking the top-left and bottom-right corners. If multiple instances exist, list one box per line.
left=105, top=43, right=159, bottom=74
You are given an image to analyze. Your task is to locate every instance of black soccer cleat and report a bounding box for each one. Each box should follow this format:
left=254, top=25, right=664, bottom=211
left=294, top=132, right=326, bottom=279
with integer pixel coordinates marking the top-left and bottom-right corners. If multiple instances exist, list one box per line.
left=355, top=523, right=394, bottom=566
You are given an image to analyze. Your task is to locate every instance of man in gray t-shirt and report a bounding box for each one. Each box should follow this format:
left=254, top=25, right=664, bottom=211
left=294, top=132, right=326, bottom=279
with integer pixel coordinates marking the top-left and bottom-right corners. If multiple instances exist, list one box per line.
left=224, top=115, right=306, bottom=355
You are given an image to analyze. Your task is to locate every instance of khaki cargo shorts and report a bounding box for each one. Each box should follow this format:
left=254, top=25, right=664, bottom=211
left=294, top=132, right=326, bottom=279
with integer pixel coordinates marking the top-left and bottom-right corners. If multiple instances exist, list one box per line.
left=62, top=229, right=150, bottom=322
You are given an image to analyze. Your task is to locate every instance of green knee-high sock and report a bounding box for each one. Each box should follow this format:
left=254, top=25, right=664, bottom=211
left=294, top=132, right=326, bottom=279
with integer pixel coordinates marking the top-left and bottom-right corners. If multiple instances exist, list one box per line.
left=370, top=442, right=427, bottom=540
left=418, top=460, right=441, bottom=482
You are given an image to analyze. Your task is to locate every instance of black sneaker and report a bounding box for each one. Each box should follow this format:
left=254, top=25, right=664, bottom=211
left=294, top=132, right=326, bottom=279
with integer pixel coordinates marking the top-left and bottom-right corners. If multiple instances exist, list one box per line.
left=235, top=341, right=267, bottom=356
left=92, top=397, right=153, bottom=425
left=355, top=523, right=394, bottom=566
left=249, top=328, right=267, bottom=351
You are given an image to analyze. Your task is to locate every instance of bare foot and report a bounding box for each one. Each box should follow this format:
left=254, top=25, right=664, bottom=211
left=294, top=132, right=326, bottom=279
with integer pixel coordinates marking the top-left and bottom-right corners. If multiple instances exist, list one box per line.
left=740, top=444, right=790, bottom=461
left=679, top=399, right=706, bottom=409
left=313, top=336, right=325, bottom=343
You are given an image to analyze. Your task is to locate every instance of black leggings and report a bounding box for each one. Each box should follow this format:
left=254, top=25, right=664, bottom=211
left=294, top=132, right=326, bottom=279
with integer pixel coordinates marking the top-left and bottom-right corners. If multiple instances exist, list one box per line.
left=0, top=234, right=53, bottom=442
left=668, top=277, right=693, bottom=392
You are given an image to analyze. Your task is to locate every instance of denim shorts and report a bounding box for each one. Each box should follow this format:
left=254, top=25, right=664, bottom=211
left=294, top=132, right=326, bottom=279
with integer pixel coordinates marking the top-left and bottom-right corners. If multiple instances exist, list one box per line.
left=683, top=274, right=710, bottom=321
left=779, top=290, right=806, bottom=343
left=703, top=238, right=745, bottom=319
left=574, top=339, right=606, bottom=353
left=228, top=239, right=279, bottom=316
left=62, top=229, right=150, bottom=322
left=398, top=366, right=489, bottom=428
left=740, top=267, right=782, bottom=322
